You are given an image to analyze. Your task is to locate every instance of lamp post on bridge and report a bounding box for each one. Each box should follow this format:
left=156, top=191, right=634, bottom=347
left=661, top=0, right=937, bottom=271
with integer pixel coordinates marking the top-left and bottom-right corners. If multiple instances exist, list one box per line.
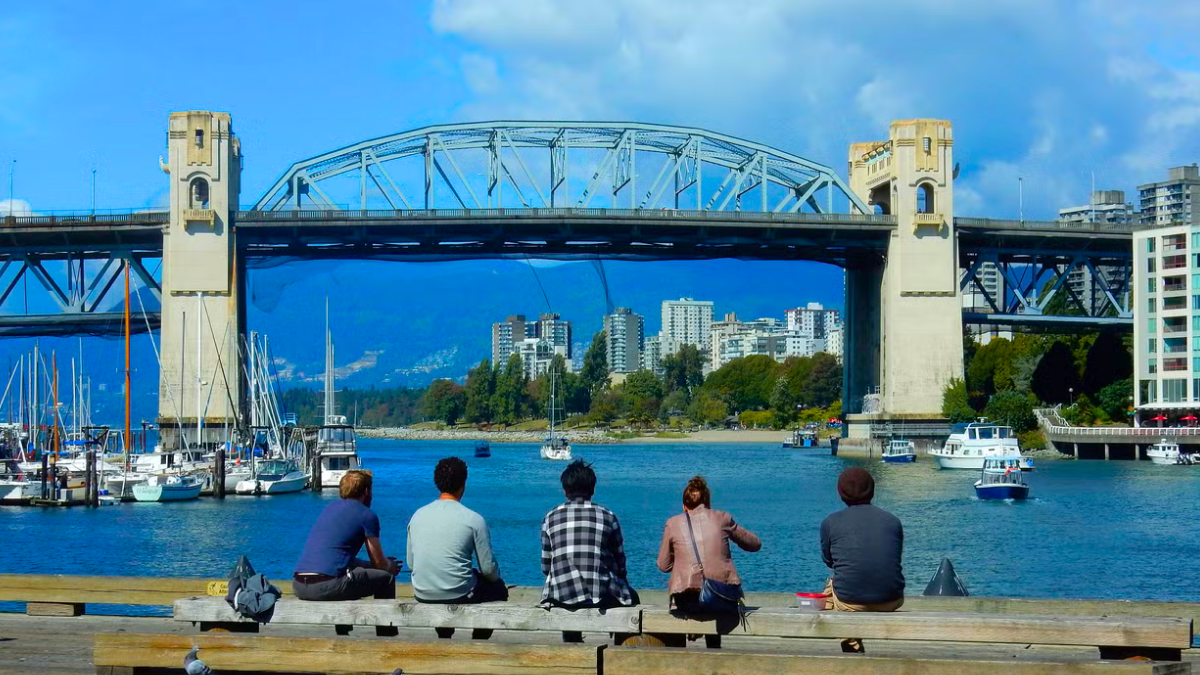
left=7, top=159, right=14, bottom=218
left=91, top=168, right=96, bottom=216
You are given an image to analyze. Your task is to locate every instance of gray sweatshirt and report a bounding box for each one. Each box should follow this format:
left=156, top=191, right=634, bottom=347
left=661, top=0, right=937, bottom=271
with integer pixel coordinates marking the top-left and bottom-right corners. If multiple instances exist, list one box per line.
left=407, top=499, right=499, bottom=601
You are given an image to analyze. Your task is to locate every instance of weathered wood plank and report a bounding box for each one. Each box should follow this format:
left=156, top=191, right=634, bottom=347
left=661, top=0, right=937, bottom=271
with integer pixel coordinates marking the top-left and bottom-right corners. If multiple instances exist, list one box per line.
left=26, top=602, right=85, bottom=617
left=640, top=608, right=1194, bottom=648
left=174, top=596, right=641, bottom=633
left=93, top=632, right=597, bottom=675
left=603, top=647, right=1194, bottom=675
left=906, top=596, right=1200, bottom=625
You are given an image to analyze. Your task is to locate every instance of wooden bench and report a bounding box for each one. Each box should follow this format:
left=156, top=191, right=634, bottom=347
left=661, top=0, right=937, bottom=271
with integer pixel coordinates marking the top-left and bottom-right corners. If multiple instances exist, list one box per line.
left=93, top=632, right=597, bottom=675
left=174, top=595, right=641, bottom=640
left=639, top=607, right=1194, bottom=660
left=603, top=646, right=1194, bottom=675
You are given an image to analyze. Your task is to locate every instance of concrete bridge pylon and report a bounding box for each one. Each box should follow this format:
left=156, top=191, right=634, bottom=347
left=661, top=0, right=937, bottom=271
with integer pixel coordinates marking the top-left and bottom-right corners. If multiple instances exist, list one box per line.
left=157, top=111, right=243, bottom=450
left=844, top=120, right=965, bottom=434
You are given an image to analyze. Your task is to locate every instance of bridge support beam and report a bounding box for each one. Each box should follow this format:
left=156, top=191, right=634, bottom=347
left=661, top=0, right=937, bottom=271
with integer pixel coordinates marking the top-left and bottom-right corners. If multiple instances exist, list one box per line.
left=157, top=111, right=243, bottom=450
left=845, top=120, right=964, bottom=433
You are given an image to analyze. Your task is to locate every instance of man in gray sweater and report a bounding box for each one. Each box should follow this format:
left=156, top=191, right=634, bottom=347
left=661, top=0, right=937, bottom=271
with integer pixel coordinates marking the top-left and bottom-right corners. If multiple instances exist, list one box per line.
left=820, top=466, right=904, bottom=653
left=407, top=457, right=507, bottom=603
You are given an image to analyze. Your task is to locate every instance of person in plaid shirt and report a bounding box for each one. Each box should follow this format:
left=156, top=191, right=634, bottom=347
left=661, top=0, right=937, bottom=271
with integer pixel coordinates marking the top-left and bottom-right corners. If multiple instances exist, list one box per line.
left=540, top=460, right=640, bottom=609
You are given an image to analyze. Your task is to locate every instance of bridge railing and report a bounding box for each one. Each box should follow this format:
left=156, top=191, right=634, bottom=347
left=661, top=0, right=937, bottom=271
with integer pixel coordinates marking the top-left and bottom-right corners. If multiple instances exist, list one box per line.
left=955, top=217, right=1136, bottom=233
left=234, top=207, right=898, bottom=226
left=1, top=210, right=168, bottom=226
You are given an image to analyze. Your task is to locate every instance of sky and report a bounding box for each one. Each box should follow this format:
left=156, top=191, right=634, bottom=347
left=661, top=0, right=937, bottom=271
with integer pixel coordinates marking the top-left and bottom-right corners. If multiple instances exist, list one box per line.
left=0, top=0, right=1198, bottom=420
left=2, top=0, right=1198, bottom=218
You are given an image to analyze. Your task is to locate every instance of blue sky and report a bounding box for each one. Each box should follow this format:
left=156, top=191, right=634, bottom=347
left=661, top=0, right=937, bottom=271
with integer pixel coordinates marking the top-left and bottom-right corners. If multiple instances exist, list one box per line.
left=2, top=0, right=1198, bottom=218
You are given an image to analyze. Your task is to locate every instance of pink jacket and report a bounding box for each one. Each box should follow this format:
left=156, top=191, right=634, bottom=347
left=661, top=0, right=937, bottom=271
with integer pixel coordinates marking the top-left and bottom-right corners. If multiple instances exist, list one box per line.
left=656, top=506, right=761, bottom=595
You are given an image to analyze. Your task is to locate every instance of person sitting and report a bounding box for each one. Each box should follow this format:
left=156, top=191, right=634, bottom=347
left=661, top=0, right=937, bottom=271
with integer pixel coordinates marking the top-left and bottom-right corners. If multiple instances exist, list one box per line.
left=820, top=466, right=905, bottom=653
left=657, top=475, right=761, bottom=613
left=541, top=460, right=639, bottom=613
left=292, top=470, right=399, bottom=602
left=407, top=457, right=507, bottom=604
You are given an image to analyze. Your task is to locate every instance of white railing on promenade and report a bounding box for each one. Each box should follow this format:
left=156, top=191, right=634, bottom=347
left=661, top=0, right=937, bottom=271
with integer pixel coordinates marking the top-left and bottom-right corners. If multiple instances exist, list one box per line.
left=1034, top=407, right=1200, bottom=437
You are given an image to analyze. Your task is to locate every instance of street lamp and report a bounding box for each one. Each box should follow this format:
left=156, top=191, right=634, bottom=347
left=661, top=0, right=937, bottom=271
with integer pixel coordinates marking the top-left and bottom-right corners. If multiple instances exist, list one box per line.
left=7, top=159, right=14, bottom=217
left=1068, top=387, right=1074, bottom=406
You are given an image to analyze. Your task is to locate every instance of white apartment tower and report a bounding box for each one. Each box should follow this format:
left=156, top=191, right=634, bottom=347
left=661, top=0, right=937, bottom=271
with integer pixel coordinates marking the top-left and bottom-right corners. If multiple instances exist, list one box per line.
left=661, top=298, right=714, bottom=354
left=604, top=307, right=644, bottom=373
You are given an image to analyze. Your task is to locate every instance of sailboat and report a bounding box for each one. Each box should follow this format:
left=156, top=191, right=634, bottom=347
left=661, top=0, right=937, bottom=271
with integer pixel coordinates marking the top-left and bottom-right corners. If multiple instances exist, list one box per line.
left=539, top=363, right=571, bottom=461
left=316, top=301, right=361, bottom=487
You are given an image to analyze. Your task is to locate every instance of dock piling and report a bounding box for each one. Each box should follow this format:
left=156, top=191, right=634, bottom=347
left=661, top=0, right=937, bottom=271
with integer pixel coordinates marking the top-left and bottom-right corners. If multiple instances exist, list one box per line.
left=214, top=448, right=225, bottom=499
left=84, top=450, right=94, bottom=507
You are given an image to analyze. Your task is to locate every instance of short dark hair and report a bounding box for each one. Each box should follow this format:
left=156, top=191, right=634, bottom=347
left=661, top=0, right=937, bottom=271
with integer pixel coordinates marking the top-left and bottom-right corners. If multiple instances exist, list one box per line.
left=340, top=470, right=372, bottom=500
left=560, top=459, right=596, bottom=499
left=434, top=457, right=468, bottom=494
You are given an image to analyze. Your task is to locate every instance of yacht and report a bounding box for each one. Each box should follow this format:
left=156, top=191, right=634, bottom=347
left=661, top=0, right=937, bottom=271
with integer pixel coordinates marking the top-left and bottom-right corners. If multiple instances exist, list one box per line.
left=930, top=420, right=1034, bottom=471
left=1146, top=439, right=1198, bottom=466
left=0, top=458, right=38, bottom=503
left=235, top=458, right=307, bottom=495
left=882, top=439, right=917, bottom=463
left=974, top=456, right=1030, bottom=500
left=132, top=474, right=203, bottom=502
left=540, top=365, right=571, bottom=461
left=317, top=417, right=360, bottom=487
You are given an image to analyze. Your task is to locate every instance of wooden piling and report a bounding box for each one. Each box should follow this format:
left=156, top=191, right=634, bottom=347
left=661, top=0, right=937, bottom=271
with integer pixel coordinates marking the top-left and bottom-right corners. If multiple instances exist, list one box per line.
left=40, top=454, right=48, bottom=500
left=84, top=450, right=94, bottom=507
left=214, top=448, right=226, bottom=499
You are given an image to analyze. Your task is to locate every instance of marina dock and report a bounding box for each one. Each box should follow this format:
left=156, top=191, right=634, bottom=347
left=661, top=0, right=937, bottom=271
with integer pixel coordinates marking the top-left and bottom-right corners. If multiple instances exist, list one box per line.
left=0, top=574, right=1196, bottom=674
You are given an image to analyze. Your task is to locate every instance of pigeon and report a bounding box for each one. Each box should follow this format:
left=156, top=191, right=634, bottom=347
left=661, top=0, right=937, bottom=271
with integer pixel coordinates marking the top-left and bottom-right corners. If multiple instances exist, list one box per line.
left=184, top=646, right=213, bottom=675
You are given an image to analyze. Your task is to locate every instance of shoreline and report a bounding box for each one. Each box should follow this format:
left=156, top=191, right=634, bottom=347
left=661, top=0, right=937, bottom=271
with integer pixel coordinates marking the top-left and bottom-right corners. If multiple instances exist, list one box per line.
left=358, top=427, right=790, bottom=444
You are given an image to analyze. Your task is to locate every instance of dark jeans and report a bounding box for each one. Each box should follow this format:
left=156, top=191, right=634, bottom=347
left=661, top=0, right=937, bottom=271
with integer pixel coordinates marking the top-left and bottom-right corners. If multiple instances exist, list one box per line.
left=293, top=558, right=396, bottom=602
left=552, top=588, right=641, bottom=644
left=416, top=571, right=509, bottom=604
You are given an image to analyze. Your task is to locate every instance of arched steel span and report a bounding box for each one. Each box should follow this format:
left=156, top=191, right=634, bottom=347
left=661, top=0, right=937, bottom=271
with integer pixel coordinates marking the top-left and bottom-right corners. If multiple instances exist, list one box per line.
left=253, top=121, right=870, bottom=215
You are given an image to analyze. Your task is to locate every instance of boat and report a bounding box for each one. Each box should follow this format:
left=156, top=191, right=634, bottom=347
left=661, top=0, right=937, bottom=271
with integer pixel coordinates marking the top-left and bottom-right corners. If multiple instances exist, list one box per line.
left=315, top=303, right=362, bottom=487
left=132, top=474, right=202, bottom=502
left=0, top=459, right=38, bottom=503
left=973, top=456, right=1030, bottom=500
left=540, top=364, right=571, bottom=461
left=235, top=459, right=307, bottom=495
left=929, top=420, right=1034, bottom=471
left=1146, top=439, right=1198, bottom=466
left=781, top=432, right=795, bottom=448
left=474, top=441, right=491, bottom=458
left=882, top=439, right=917, bottom=463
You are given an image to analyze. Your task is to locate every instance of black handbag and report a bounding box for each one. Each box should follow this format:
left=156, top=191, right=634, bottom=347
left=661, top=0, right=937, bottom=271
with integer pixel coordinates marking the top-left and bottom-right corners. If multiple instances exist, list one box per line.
left=683, top=510, right=744, bottom=613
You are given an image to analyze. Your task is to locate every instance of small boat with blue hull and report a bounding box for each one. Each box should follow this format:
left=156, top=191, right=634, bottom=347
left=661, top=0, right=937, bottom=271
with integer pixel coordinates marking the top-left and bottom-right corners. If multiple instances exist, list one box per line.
left=132, top=474, right=203, bottom=502
left=974, top=457, right=1030, bottom=500
left=474, top=441, right=491, bottom=458
left=882, top=439, right=916, bottom=463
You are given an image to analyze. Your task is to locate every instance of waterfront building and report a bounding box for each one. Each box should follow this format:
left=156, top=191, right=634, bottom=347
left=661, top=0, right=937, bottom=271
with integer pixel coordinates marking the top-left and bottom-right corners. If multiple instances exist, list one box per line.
left=1133, top=185, right=1200, bottom=422
left=710, top=312, right=825, bottom=369
left=826, top=325, right=843, bottom=363
left=642, top=334, right=665, bottom=375
left=661, top=298, right=714, bottom=355
left=516, top=337, right=569, bottom=380
left=604, top=308, right=644, bottom=374
left=492, top=315, right=529, bottom=367
left=533, top=313, right=573, bottom=361
left=1060, top=190, right=1135, bottom=315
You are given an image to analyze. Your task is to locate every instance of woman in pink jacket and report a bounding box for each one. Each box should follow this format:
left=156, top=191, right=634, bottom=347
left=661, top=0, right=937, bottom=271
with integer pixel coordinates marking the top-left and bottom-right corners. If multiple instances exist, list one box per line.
left=657, top=476, right=762, bottom=615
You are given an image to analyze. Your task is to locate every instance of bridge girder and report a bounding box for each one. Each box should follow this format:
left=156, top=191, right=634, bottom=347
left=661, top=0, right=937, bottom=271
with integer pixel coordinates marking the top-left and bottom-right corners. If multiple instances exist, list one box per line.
left=252, top=121, right=871, bottom=215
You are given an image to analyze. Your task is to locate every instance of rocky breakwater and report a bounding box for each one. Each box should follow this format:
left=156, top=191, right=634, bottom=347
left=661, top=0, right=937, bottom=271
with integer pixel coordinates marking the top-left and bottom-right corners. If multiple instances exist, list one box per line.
left=359, top=427, right=621, bottom=444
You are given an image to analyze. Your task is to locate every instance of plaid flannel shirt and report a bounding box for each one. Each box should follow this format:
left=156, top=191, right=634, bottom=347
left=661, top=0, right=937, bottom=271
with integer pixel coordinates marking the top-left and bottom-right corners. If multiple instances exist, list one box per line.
left=540, top=498, right=635, bottom=607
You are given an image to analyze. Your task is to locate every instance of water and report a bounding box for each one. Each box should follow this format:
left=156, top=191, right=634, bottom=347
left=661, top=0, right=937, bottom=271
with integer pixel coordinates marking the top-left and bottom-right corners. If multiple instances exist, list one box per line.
left=3, top=439, right=1199, bottom=604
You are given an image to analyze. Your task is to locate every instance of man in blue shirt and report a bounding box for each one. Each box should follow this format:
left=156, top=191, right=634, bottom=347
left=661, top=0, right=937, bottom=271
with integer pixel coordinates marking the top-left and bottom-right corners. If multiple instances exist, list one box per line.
left=293, top=470, right=399, bottom=602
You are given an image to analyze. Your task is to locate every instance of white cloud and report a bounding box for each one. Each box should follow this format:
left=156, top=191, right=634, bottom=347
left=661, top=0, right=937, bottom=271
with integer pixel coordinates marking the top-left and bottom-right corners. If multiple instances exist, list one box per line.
left=431, top=0, right=1200, bottom=218
left=0, top=199, right=33, bottom=216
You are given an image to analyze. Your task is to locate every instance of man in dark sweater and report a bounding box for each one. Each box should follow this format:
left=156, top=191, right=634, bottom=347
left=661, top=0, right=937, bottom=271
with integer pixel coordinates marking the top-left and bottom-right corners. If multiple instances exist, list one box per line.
left=820, top=467, right=904, bottom=653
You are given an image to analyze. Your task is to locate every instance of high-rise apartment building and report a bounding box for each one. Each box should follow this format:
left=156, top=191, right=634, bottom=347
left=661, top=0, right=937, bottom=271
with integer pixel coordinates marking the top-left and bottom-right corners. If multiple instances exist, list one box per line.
left=491, top=315, right=529, bottom=367
left=603, top=308, right=644, bottom=373
left=642, top=335, right=665, bottom=375
left=661, top=298, right=714, bottom=354
left=1139, top=165, right=1200, bottom=228
left=785, top=303, right=840, bottom=340
left=534, top=313, right=572, bottom=361
left=960, top=263, right=1005, bottom=313
left=1059, top=190, right=1134, bottom=316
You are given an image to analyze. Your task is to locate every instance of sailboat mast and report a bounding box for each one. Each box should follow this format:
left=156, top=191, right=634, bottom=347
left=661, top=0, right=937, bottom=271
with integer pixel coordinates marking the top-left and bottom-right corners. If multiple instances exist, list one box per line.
left=324, top=299, right=334, bottom=424
left=196, top=293, right=203, bottom=450
left=123, top=261, right=131, bottom=468
left=51, top=351, right=58, bottom=464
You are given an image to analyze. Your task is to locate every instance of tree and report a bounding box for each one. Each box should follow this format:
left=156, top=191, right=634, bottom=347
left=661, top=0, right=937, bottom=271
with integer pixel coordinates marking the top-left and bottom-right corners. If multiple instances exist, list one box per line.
left=800, top=353, right=842, bottom=409
left=661, top=344, right=705, bottom=398
left=686, top=390, right=728, bottom=426
left=1031, top=341, right=1081, bottom=404
left=702, top=355, right=778, bottom=413
left=983, top=390, right=1037, bottom=432
left=659, top=389, right=689, bottom=421
left=771, top=357, right=814, bottom=425
left=578, top=330, right=609, bottom=395
left=420, top=379, right=466, bottom=425
left=491, top=354, right=529, bottom=425
left=463, top=358, right=496, bottom=424
left=1096, top=378, right=1133, bottom=422
left=966, top=338, right=1013, bottom=404
left=1082, top=330, right=1132, bottom=396
left=941, top=378, right=977, bottom=423
left=588, top=387, right=620, bottom=425
left=620, top=370, right=662, bottom=425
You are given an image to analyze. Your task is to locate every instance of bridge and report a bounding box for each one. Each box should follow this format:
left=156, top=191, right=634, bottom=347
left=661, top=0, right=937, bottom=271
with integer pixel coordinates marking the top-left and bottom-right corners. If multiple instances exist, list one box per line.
left=0, top=114, right=1135, bottom=444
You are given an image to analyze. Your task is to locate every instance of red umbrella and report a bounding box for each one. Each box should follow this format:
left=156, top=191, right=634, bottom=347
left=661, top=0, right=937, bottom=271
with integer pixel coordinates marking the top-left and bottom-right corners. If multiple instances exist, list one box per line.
left=1183, top=415, right=1197, bottom=421
left=1151, top=415, right=1169, bottom=421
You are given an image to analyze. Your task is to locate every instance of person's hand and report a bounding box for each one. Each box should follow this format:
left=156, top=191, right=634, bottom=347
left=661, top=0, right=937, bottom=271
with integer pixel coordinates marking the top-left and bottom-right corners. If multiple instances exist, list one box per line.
left=387, top=557, right=401, bottom=575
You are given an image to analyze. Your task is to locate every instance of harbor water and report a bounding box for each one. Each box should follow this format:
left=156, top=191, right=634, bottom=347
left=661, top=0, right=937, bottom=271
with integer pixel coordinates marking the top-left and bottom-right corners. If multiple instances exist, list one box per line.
left=2, top=439, right=1199, bottom=604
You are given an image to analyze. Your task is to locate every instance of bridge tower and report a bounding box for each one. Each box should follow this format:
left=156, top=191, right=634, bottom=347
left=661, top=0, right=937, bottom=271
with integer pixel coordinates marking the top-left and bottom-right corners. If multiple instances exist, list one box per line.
left=844, top=119, right=964, bottom=432
left=158, top=111, right=243, bottom=450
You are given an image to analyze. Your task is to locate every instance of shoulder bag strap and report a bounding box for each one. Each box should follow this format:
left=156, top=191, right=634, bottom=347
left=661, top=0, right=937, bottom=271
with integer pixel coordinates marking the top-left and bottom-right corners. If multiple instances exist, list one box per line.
left=683, top=510, right=706, bottom=577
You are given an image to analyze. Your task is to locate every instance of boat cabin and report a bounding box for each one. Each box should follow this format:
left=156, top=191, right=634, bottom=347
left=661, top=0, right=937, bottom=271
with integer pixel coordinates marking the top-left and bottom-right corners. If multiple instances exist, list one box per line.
left=979, top=457, right=1026, bottom=483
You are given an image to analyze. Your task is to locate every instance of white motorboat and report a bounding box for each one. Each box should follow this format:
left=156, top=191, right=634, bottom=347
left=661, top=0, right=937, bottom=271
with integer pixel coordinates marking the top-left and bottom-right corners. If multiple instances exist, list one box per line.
left=540, top=364, right=571, bottom=461
left=132, top=474, right=202, bottom=502
left=0, top=459, right=39, bottom=503
left=974, top=456, right=1030, bottom=500
left=102, top=471, right=149, bottom=499
left=882, top=439, right=917, bottom=463
left=1146, top=439, right=1198, bottom=466
left=929, top=420, right=1034, bottom=471
left=317, top=418, right=360, bottom=488
left=235, top=459, right=307, bottom=495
